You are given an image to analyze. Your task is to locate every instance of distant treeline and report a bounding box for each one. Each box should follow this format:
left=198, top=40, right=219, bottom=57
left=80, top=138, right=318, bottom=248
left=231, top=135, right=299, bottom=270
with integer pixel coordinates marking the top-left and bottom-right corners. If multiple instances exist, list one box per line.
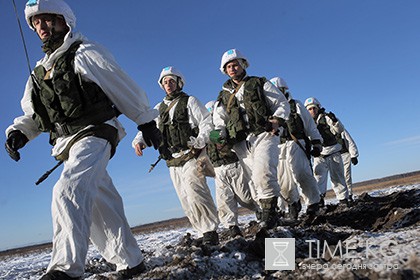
left=353, top=170, right=420, bottom=188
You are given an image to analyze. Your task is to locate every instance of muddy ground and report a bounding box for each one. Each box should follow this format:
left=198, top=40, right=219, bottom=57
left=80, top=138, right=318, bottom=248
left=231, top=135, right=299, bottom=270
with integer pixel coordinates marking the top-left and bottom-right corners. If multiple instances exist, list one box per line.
left=78, top=186, right=420, bottom=280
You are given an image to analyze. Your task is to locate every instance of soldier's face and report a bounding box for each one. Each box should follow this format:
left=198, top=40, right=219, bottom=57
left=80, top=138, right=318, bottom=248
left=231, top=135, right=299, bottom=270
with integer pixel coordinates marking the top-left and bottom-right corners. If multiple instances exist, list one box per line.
left=163, top=77, right=177, bottom=95
left=31, top=13, right=67, bottom=42
left=225, top=60, right=244, bottom=80
left=307, top=106, right=319, bottom=118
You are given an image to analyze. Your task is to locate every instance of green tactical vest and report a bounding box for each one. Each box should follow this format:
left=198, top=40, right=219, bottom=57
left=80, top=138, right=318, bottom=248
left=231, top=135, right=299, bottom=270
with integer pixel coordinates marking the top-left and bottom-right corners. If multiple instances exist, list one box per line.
left=217, top=76, right=272, bottom=144
left=281, top=99, right=306, bottom=142
left=158, top=93, right=199, bottom=164
left=206, top=142, right=238, bottom=168
left=316, top=110, right=338, bottom=147
left=336, top=135, right=349, bottom=154
left=31, top=41, right=116, bottom=145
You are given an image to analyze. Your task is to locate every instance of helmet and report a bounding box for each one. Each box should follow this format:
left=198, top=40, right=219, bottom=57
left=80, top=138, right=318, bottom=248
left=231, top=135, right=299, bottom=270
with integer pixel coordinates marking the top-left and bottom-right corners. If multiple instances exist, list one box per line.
left=158, top=66, right=186, bottom=90
left=205, top=100, right=216, bottom=114
left=270, top=77, right=289, bottom=90
left=219, top=48, right=249, bottom=74
left=304, top=97, right=321, bottom=109
left=25, top=0, right=76, bottom=31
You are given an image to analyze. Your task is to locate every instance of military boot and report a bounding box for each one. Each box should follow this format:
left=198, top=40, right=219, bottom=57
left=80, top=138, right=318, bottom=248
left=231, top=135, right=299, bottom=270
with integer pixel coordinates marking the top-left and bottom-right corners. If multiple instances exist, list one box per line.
left=319, top=194, right=326, bottom=208
left=259, top=197, right=279, bottom=229
left=288, top=199, right=302, bottom=220
left=40, top=271, right=80, bottom=280
left=203, top=230, right=219, bottom=245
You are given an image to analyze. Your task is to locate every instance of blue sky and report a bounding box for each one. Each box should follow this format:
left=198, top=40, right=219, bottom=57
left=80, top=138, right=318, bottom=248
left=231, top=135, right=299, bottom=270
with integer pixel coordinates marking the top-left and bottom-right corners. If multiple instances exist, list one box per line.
left=0, top=0, right=419, bottom=251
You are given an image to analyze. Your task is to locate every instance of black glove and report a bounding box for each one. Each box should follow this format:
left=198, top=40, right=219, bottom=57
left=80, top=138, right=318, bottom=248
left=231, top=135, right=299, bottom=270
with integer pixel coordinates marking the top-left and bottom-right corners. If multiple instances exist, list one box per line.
left=5, top=130, right=28, bottom=161
left=310, top=145, right=322, bottom=157
left=158, top=145, right=172, bottom=160
left=137, top=121, right=162, bottom=150
left=351, top=157, right=358, bottom=165
left=327, top=112, right=338, bottom=122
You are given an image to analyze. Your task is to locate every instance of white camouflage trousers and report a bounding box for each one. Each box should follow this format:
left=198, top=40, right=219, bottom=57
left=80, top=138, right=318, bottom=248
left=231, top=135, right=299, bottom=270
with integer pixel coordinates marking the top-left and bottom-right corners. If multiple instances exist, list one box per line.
left=313, top=152, right=349, bottom=200
left=233, top=132, right=281, bottom=203
left=169, top=158, right=219, bottom=236
left=341, top=152, right=354, bottom=196
left=214, top=162, right=256, bottom=228
left=48, top=137, right=143, bottom=277
left=278, top=140, right=321, bottom=206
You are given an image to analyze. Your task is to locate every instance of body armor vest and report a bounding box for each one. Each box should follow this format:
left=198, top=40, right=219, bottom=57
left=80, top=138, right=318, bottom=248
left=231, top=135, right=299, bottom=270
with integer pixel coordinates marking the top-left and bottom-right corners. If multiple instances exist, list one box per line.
left=158, top=93, right=198, bottom=155
left=206, top=143, right=238, bottom=168
left=317, top=110, right=338, bottom=147
left=337, top=135, right=348, bottom=153
left=217, top=76, right=272, bottom=144
left=31, top=41, right=116, bottom=145
left=282, top=99, right=305, bottom=142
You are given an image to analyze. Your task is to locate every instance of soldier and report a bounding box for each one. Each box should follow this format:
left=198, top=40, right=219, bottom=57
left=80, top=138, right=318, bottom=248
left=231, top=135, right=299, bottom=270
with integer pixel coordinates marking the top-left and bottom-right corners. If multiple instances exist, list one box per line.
left=205, top=101, right=256, bottom=237
left=339, top=129, right=359, bottom=201
left=212, top=49, right=290, bottom=229
left=270, top=77, right=322, bottom=219
left=5, top=0, right=161, bottom=278
left=304, top=97, right=350, bottom=206
left=133, top=67, right=220, bottom=245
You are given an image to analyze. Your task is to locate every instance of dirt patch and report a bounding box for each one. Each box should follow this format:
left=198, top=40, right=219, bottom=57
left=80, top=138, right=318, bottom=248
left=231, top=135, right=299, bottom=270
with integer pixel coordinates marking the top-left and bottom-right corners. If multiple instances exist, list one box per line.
left=77, top=188, right=419, bottom=280
left=304, top=188, right=420, bottom=231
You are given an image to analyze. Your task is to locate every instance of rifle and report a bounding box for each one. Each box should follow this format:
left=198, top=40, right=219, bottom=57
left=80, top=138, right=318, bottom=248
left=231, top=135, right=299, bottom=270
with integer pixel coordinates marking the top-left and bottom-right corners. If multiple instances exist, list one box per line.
left=148, top=156, right=162, bottom=173
left=36, top=161, right=63, bottom=185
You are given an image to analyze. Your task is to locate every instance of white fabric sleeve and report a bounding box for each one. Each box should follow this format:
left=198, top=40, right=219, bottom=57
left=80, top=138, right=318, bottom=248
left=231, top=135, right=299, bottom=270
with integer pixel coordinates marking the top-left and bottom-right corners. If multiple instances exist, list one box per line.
left=74, top=41, right=158, bottom=126
left=212, top=100, right=228, bottom=132
left=5, top=76, right=42, bottom=141
left=263, top=81, right=290, bottom=120
left=326, top=114, right=344, bottom=135
left=187, top=96, right=214, bottom=144
left=342, top=129, right=359, bottom=157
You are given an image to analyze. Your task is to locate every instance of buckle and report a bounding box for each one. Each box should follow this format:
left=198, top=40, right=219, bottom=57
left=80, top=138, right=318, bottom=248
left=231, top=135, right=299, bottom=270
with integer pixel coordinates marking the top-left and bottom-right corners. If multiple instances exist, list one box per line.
left=54, top=123, right=71, bottom=137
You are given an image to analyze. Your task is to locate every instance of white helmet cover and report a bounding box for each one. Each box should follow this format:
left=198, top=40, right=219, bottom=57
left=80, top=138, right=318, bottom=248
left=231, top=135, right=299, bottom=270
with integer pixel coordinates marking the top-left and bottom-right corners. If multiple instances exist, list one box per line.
left=158, top=66, right=186, bottom=90
left=220, top=48, right=249, bottom=74
left=24, top=0, right=76, bottom=31
left=270, top=77, right=289, bottom=90
left=205, top=100, right=216, bottom=114
left=304, top=97, right=322, bottom=109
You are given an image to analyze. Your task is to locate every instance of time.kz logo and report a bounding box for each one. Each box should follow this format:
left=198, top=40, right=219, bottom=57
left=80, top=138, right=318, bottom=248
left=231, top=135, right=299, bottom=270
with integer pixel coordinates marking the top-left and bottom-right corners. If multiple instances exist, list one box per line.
left=265, top=238, right=296, bottom=270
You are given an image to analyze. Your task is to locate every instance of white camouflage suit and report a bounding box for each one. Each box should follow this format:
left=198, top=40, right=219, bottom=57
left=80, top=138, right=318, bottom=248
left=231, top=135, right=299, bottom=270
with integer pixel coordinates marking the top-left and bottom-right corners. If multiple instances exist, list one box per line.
left=340, top=129, right=359, bottom=196
left=277, top=96, right=322, bottom=207
left=6, top=32, right=157, bottom=277
left=208, top=101, right=256, bottom=228
left=132, top=96, right=219, bottom=236
left=213, top=79, right=290, bottom=203
left=312, top=112, right=349, bottom=200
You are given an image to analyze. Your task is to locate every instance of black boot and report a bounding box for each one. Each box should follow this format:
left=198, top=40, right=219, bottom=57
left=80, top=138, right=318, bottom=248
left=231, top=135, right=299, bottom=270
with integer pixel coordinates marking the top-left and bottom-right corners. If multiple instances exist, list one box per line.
left=306, top=203, right=319, bottom=216
left=339, top=198, right=350, bottom=208
left=259, top=197, right=279, bottom=229
left=228, top=225, right=243, bottom=238
left=288, top=200, right=302, bottom=220
left=112, top=261, right=146, bottom=280
left=319, top=194, right=326, bottom=208
left=203, top=230, right=219, bottom=245
left=40, top=271, right=80, bottom=280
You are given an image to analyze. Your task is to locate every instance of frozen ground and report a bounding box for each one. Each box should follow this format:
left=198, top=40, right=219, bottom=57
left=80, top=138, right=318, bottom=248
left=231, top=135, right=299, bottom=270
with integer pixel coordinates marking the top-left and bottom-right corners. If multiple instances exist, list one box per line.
left=0, top=184, right=419, bottom=280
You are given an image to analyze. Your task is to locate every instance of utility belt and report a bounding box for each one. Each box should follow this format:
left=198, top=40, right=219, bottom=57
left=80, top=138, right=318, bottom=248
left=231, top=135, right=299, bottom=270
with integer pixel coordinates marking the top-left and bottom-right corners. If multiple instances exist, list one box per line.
left=54, top=123, right=119, bottom=161
left=280, top=135, right=305, bottom=144
left=52, top=106, right=118, bottom=139
left=320, top=151, right=340, bottom=159
left=166, top=148, right=202, bottom=167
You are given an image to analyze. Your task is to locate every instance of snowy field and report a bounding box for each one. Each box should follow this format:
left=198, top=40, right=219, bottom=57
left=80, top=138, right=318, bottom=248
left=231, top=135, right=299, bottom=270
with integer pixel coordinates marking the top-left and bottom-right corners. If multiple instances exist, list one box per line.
left=0, top=184, right=419, bottom=280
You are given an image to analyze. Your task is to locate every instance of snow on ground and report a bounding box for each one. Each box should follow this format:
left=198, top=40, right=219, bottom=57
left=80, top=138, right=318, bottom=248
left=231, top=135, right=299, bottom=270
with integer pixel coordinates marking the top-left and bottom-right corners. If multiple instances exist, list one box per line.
left=0, top=184, right=419, bottom=280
